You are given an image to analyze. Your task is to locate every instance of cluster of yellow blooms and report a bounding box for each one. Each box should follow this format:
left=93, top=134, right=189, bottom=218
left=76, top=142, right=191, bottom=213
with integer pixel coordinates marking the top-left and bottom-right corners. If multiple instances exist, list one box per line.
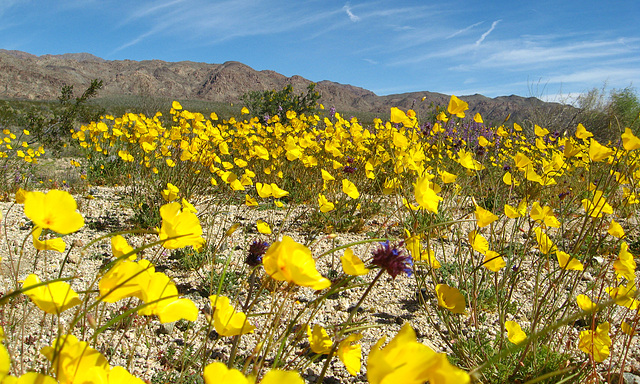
left=3, top=94, right=639, bottom=381
left=0, top=129, right=45, bottom=163
left=2, top=186, right=473, bottom=383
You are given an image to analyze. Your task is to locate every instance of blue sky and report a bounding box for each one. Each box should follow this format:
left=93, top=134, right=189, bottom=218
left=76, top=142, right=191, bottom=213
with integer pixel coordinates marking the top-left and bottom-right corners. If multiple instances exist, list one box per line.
left=1, top=0, right=639, bottom=100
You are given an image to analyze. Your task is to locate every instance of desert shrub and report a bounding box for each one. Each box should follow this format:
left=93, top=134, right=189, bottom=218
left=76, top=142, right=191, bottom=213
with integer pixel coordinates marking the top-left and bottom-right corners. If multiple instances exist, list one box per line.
left=241, top=83, right=320, bottom=123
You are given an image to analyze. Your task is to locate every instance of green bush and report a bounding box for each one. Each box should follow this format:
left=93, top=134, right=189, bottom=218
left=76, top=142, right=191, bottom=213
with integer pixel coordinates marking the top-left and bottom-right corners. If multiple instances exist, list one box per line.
left=241, top=83, right=320, bottom=123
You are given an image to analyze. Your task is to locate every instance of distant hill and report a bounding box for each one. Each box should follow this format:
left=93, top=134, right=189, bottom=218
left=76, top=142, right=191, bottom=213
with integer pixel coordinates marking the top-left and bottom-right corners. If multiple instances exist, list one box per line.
left=0, top=49, right=578, bottom=126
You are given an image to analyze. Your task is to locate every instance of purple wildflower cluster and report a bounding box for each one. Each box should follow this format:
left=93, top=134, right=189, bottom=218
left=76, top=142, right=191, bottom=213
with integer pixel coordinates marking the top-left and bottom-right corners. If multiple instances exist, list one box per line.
left=372, top=241, right=413, bottom=278
left=246, top=240, right=269, bottom=267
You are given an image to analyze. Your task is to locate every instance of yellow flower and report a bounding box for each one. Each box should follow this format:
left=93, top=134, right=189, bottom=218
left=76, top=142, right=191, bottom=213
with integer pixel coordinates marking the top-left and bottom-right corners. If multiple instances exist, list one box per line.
left=556, top=251, right=583, bottom=271
left=608, top=220, right=625, bottom=239
left=318, top=193, right=335, bottom=213
left=390, top=107, right=414, bottom=127
left=581, top=190, right=613, bottom=218
left=534, top=125, right=549, bottom=137
left=256, top=220, right=272, bottom=234
left=270, top=183, right=289, bottom=198
left=161, top=183, right=179, bottom=202
left=529, top=202, right=560, bottom=228
left=447, top=95, right=468, bottom=118
left=474, top=205, right=498, bottom=228
left=24, top=190, right=84, bottom=234
left=99, top=259, right=149, bottom=303
left=210, top=295, right=255, bottom=337
left=534, top=227, right=556, bottom=255
left=32, top=226, right=66, bottom=253
left=342, top=179, right=360, bottom=199
left=262, top=236, right=331, bottom=290
left=338, top=333, right=363, bottom=376
left=621, top=127, right=640, bottom=150
left=578, top=322, right=611, bottom=363
left=340, top=248, right=369, bottom=276
left=15, top=187, right=27, bottom=204
left=22, top=274, right=82, bottom=314
left=418, top=247, right=441, bottom=269
left=203, top=362, right=249, bottom=384
left=256, top=183, right=271, bottom=198
left=7, top=372, right=57, bottom=383
left=107, top=366, right=146, bottom=384
left=159, top=202, right=205, bottom=251
left=614, top=242, right=636, bottom=283
left=414, top=174, right=442, bottom=214
left=473, top=113, right=483, bottom=123
left=469, top=230, right=489, bottom=254
left=0, top=344, right=8, bottom=382
left=483, top=250, right=506, bottom=272
left=504, top=200, right=527, bottom=218
left=172, top=101, right=182, bottom=110
left=111, top=235, right=136, bottom=260
left=404, top=230, right=422, bottom=259
left=605, top=284, right=639, bottom=310
left=307, top=324, right=332, bottom=354
left=321, top=169, right=335, bottom=181
left=438, top=169, right=458, bottom=184
left=41, top=335, right=109, bottom=384
left=588, top=138, right=615, bottom=162
left=457, top=150, right=485, bottom=170
left=367, top=323, right=469, bottom=384
left=576, top=294, right=597, bottom=311
left=435, top=284, right=466, bottom=314
left=621, top=321, right=636, bottom=336
left=138, top=271, right=199, bottom=323
left=575, top=123, right=593, bottom=139
left=260, top=370, right=305, bottom=384
left=181, top=198, right=198, bottom=214
left=505, top=321, right=527, bottom=344
left=245, top=194, right=258, bottom=207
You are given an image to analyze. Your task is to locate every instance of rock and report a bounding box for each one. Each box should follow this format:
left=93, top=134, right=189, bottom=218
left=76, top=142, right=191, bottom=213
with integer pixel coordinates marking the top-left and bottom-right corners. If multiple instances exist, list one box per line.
left=610, top=372, right=640, bottom=384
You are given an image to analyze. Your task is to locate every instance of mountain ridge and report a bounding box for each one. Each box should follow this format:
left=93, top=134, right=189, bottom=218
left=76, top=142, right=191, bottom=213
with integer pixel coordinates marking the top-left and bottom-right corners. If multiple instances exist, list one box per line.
left=0, top=49, right=572, bottom=124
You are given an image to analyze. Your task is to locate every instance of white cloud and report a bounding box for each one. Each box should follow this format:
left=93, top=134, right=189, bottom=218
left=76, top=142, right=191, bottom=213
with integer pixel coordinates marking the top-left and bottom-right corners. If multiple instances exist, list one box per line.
left=343, top=3, right=360, bottom=22
left=545, top=67, right=640, bottom=85
left=447, top=21, right=483, bottom=39
left=113, top=1, right=343, bottom=51
left=0, top=0, right=27, bottom=17
left=470, top=38, right=639, bottom=69
left=475, top=19, right=501, bottom=46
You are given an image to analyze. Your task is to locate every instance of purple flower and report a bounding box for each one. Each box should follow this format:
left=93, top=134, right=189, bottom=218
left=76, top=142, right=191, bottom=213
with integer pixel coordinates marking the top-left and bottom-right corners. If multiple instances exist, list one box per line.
left=246, top=240, right=269, bottom=267
left=342, top=165, right=356, bottom=174
left=372, top=241, right=413, bottom=278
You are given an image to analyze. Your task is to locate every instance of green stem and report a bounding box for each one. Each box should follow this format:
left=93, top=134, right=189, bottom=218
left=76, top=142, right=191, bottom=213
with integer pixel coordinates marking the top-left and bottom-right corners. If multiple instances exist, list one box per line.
left=315, top=269, right=385, bottom=384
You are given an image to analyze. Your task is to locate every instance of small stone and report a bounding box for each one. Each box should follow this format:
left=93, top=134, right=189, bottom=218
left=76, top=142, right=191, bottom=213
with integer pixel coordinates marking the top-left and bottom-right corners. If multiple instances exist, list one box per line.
left=581, top=272, right=594, bottom=281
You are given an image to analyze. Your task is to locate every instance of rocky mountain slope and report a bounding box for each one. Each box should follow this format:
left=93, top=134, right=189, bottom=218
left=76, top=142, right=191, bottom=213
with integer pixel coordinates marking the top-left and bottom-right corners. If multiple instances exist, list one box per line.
left=0, top=49, right=575, bottom=125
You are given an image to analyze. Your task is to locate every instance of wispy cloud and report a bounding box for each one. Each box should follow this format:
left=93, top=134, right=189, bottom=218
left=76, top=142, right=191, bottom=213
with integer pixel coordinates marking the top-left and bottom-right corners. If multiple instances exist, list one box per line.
left=475, top=19, right=501, bottom=46
left=0, top=0, right=27, bottom=17
left=343, top=3, right=360, bottom=22
left=546, top=67, right=640, bottom=85
left=466, top=38, right=640, bottom=69
left=120, top=0, right=186, bottom=23
left=112, top=1, right=342, bottom=53
left=447, top=21, right=483, bottom=39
